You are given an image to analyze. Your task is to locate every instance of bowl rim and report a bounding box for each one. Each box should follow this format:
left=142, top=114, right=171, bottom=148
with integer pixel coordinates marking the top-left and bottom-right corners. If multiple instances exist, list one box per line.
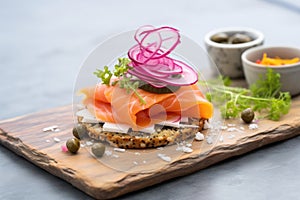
left=204, top=27, right=264, bottom=49
left=242, top=45, right=300, bottom=69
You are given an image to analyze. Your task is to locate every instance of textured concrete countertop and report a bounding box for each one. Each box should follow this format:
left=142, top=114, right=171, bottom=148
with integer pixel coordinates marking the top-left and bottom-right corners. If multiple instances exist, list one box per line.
left=1, top=0, right=300, bottom=199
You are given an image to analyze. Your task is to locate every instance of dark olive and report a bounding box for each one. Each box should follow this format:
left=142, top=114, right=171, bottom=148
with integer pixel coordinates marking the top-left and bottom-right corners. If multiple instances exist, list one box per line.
left=66, top=138, right=80, bottom=153
left=229, top=33, right=252, bottom=44
left=241, top=108, right=255, bottom=123
left=211, top=32, right=229, bottom=43
left=72, top=124, right=88, bottom=140
left=91, top=143, right=106, bottom=158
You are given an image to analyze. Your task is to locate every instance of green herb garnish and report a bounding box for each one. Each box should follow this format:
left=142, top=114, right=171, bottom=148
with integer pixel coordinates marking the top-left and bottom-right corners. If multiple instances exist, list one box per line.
left=113, top=58, right=132, bottom=77
left=94, top=66, right=112, bottom=85
left=119, top=76, right=146, bottom=104
left=94, top=58, right=146, bottom=104
left=202, top=68, right=291, bottom=121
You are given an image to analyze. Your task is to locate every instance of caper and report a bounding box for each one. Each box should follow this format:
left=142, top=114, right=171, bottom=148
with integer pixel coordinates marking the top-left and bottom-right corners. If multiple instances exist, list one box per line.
left=228, top=33, right=252, bottom=44
left=241, top=108, right=255, bottom=123
left=72, top=124, right=88, bottom=140
left=66, top=138, right=80, bottom=153
left=91, top=143, right=106, bottom=158
left=211, top=32, right=229, bottom=43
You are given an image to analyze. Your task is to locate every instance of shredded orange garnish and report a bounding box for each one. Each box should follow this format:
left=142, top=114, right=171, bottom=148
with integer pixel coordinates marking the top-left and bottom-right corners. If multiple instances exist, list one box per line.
left=256, top=53, right=300, bottom=66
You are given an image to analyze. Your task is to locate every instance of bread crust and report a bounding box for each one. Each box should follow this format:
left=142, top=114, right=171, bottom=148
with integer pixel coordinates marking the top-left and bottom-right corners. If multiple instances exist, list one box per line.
left=78, top=117, right=207, bottom=149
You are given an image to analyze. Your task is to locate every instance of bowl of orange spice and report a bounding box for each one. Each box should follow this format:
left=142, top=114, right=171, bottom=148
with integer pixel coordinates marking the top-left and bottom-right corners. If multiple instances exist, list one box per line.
left=242, top=46, right=300, bottom=96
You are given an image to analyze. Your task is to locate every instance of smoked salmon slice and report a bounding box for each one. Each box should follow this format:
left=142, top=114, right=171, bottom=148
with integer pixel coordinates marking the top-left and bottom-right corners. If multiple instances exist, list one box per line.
left=80, top=83, right=213, bottom=129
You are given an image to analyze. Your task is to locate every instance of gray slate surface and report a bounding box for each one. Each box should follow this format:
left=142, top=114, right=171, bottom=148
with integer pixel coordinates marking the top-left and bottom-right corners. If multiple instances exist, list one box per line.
left=1, top=0, right=300, bottom=199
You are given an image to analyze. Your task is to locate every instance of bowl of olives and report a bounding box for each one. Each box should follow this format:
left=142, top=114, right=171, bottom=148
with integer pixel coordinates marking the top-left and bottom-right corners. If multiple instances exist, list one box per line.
left=204, top=27, right=264, bottom=78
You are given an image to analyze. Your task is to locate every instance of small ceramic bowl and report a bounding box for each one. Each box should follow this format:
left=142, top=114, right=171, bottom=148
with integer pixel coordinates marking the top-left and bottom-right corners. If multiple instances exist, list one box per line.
left=204, top=27, right=264, bottom=78
left=242, top=46, right=300, bottom=96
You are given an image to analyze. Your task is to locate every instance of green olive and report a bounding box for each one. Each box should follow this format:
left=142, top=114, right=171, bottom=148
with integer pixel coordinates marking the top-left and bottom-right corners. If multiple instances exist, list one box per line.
left=241, top=108, right=255, bottom=123
left=66, top=138, right=80, bottom=153
left=211, top=32, right=229, bottom=43
left=91, top=143, right=106, bottom=158
left=72, top=124, right=88, bottom=140
left=229, top=33, right=252, bottom=44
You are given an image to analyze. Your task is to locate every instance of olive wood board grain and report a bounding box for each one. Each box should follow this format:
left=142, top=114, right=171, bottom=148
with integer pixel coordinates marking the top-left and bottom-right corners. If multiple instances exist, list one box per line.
left=0, top=96, right=300, bottom=199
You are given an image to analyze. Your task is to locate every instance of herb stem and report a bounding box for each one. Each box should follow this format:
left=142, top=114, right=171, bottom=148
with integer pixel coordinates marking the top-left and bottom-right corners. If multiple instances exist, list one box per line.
left=134, top=91, right=146, bottom=105
left=94, top=57, right=146, bottom=105
left=200, top=68, right=291, bottom=121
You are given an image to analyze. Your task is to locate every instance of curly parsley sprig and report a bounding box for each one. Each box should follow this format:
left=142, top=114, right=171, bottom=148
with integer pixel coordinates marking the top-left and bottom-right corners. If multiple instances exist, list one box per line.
left=94, top=58, right=146, bottom=104
left=201, top=68, right=291, bottom=121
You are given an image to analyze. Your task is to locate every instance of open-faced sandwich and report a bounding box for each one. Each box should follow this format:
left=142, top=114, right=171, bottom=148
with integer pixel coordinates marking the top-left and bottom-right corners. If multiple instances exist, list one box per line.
left=76, top=25, right=213, bottom=149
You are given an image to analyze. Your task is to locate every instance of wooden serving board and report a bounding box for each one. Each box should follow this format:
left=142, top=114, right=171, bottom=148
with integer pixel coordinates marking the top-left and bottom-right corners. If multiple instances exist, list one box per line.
left=1, top=96, right=300, bottom=199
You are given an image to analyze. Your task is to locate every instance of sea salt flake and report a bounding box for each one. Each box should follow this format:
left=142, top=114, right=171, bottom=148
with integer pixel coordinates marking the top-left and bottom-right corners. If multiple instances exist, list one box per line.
left=221, top=126, right=228, bottom=130
left=240, top=127, right=245, bottom=130
left=186, top=143, right=192, bottom=147
left=249, top=123, right=259, bottom=130
left=228, top=134, right=235, bottom=139
left=134, top=152, right=141, bottom=156
left=86, top=141, right=93, bottom=146
left=206, top=136, right=213, bottom=144
left=53, top=137, right=61, bottom=143
left=182, top=146, right=193, bottom=153
left=227, top=123, right=236, bottom=127
left=219, top=135, right=224, bottom=142
left=157, top=153, right=171, bottom=162
left=105, top=150, right=112, bottom=156
left=133, top=161, right=138, bottom=165
left=143, top=160, right=147, bottom=164
left=112, top=154, right=119, bottom=158
left=227, top=127, right=238, bottom=132
left=195, top=132, right=204, bottom=141
left=114, top=148, right=126, bottom=152
left=45, top=140, right=51, bottom=143
left=227, top=127, right=245, bottom=133
left=43, top=125, right=59, bottom=132
left=156, top=147, right=164, bottom=150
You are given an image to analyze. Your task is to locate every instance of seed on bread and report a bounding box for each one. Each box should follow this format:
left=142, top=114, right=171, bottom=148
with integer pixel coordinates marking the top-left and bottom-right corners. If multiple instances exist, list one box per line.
left=78, top=116, right=207, bottom=149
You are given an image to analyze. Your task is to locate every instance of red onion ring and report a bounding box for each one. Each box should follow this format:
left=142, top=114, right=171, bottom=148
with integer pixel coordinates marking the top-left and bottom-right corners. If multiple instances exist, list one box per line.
left=127, top=25, right=198, bottom=88
left=137, top=26, right=180, bottom=59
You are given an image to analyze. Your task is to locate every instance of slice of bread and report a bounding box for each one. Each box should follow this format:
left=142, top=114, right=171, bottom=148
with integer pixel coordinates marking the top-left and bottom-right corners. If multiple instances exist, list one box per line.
left=78, top=117, right=207, bottom=149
